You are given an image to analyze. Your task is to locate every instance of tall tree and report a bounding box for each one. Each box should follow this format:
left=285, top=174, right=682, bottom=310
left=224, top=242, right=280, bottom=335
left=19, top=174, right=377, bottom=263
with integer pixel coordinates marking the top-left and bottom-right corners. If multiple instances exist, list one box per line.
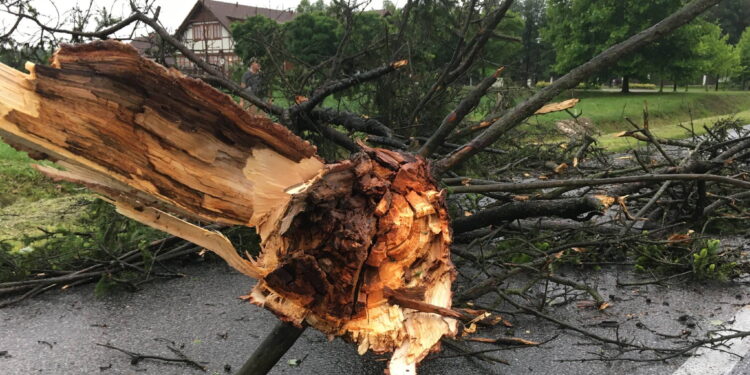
left=231, top=15, right=282, bottom=64
left=696, top=22, right=740, bottom=90
left=513, top=0, right=553, bottom=85
left=645, top=20, right=708, bottom=91
left=543, top=0, right=693, bottom=93
left=296, top=0, right=327, bottom=14
left=704, top=0, right=750, bottom=43
left=737, top=26, right=750, bottom=90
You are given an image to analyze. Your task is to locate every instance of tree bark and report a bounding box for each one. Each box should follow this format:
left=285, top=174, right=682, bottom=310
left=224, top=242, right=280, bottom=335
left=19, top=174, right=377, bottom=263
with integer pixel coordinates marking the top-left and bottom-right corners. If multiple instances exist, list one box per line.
left=621, top=75, right=630, bottom=93
left=452, top=196, right=613, bottom=234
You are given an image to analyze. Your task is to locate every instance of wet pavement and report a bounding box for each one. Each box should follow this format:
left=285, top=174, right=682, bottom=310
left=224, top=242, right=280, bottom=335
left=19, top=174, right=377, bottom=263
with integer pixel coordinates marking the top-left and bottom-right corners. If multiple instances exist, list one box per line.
left=3, top=260, right=750, bottom=375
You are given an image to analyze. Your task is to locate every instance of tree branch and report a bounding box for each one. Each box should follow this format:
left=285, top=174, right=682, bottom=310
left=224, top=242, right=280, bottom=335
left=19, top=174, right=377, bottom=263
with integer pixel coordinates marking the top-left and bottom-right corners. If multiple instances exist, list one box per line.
left=296, top=60, right=408, bottom=113
left=406, top=0, right=512, bottom=125
left=448, top=173, right=750, bottom=194
left=452, top=196, right=609, bottom=233
left=418, top=67, right=504, bottom=157
left=433, top=0, right=723, bottom=175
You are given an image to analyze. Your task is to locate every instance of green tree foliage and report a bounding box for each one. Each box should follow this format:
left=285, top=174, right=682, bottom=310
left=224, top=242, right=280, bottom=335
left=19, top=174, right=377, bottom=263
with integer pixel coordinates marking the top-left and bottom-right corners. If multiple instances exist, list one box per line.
left=695, top=22, right=740, bottom=90
left=231, top=16, right=282, bottom=64
left=296, top=0, right=327, bottom=14
left=230, top=1, right=523, bottom=135
left=736, top=27, right=750, bottom=89
left=647, top=20, right=708, bottom=91
left=283, top=12, right=341, bottom=66
left=705, top=0, right=750, bottom=44
left=543, top=0, right=697, bottom=93
left=338, top=11, right=386, bottom=63
left=513, top=0, right=554, bottom=85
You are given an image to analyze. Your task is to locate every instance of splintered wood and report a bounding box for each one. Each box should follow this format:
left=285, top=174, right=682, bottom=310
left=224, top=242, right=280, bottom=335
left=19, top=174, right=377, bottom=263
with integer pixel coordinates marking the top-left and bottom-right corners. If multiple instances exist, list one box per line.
left=0, top=41, right=456, bottom=374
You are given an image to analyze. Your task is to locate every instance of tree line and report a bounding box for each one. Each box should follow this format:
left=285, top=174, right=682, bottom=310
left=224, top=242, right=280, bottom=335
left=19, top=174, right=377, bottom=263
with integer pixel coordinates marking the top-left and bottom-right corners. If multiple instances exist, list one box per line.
left=231, top=0, right=750, bottom=95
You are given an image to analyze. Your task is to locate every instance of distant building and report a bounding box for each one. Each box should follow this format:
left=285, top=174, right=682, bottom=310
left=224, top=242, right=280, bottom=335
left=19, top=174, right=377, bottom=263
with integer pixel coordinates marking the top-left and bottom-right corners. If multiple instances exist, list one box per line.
left=132, top=0, right=295, bottom=74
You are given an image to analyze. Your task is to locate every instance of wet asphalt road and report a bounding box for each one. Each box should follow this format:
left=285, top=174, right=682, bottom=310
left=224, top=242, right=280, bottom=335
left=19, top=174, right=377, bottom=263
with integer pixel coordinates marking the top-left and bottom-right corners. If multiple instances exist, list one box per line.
left=2, top=260, right=750, bottom=375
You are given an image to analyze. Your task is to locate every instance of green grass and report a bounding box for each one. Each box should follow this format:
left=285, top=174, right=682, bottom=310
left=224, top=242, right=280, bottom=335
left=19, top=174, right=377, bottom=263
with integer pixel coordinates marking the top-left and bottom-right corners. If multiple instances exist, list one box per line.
left=597, top=109, right=750, bottom=151
left=0, top=141, right=79, bottom=207
left=0, top=140, right=89, bottom=245
left=531, top=90, right=750, bottom=134
left=0, top=142, right=163, bottom=283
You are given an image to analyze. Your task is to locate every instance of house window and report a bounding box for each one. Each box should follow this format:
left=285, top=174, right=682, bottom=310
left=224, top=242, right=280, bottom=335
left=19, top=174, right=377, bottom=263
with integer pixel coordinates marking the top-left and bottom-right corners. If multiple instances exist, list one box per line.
left=192, top=23, right=222, bottom=41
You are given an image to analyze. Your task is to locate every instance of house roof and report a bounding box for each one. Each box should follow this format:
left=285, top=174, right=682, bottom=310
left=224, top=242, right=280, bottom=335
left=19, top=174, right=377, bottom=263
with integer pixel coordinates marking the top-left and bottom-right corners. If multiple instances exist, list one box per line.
left=176, top=0, right=296, bottom=36
left=130, top=33, right=158, bottom=53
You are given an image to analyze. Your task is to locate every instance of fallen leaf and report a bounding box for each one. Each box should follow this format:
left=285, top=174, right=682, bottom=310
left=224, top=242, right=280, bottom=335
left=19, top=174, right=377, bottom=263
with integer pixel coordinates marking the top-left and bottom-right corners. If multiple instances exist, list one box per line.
left=594, top=195, right=616, bottom=208
left=667, top=230, right=694, bottom=245
left=554, top=163, right=568, bottom=174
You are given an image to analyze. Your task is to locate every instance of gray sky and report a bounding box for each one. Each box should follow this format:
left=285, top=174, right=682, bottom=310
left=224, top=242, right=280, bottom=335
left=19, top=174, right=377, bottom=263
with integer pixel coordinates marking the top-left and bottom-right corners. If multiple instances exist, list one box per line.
left=1, top=0, right=406, bottom=42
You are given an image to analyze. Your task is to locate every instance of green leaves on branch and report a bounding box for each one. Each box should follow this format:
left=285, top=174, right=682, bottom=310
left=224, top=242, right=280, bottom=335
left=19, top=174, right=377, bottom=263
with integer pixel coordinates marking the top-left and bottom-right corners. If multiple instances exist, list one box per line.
left=542, top=0, right=740, bottom=88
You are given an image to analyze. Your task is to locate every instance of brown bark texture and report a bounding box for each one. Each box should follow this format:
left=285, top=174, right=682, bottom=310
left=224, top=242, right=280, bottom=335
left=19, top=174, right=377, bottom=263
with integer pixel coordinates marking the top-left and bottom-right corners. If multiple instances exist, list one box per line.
left=0, top=41, right=456, bottom=374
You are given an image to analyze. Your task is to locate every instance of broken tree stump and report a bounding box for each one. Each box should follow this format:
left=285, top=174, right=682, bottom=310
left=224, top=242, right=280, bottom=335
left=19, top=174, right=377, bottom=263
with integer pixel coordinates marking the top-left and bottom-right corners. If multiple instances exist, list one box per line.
left=0, top=41, right=457, bottom=374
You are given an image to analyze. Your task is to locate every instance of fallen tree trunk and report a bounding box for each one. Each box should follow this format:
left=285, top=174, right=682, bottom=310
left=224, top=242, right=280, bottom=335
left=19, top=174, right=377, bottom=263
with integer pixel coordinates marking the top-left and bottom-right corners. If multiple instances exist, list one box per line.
left=0, top=41, right=457, bottom=374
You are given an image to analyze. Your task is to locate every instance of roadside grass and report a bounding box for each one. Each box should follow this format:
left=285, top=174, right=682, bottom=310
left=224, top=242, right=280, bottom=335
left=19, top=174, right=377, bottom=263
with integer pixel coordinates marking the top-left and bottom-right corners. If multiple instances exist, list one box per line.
left=0, top=140, right=93, bottom=249
left=0, top=141, right=165, bottom=283
left=597, top=110, right=750, bottom=151
left=531, top=90, right=750, bottom=135
left=0, top=142, right=80, bottom=208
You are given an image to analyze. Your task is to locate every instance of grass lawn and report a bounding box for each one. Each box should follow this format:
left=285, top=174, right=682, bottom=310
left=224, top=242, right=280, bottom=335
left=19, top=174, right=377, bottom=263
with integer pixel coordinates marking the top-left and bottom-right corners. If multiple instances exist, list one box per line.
left=0, top=141, right=91, bottom=243
left=0, top=141, right=80, bottom=207
left=597, top=109, right=750, bottom=151
left=531, top=90, right=750, bottom=134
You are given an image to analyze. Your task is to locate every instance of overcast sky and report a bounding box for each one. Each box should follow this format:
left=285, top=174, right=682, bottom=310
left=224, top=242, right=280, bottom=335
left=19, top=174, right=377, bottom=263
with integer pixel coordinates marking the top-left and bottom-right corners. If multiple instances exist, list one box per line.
left=1, top=0, right=406, bottom=42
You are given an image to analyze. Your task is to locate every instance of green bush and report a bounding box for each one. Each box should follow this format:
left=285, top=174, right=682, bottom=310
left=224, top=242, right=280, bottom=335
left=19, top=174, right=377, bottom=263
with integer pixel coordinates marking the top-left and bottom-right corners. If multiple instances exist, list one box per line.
left=633, top=238, right=738, bottom=281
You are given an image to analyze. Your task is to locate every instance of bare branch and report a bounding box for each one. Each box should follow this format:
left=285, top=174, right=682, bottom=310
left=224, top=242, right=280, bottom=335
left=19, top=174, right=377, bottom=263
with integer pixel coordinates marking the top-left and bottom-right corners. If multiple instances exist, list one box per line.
left=418, top=67, right=504, bottom=157
left=448, top=173, right=750, bottom=194
left=453, top=196, right=610, bottom=233
left=296, top=60, right=408, bottom=113
left=407, top=0, right=513, bottom=125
